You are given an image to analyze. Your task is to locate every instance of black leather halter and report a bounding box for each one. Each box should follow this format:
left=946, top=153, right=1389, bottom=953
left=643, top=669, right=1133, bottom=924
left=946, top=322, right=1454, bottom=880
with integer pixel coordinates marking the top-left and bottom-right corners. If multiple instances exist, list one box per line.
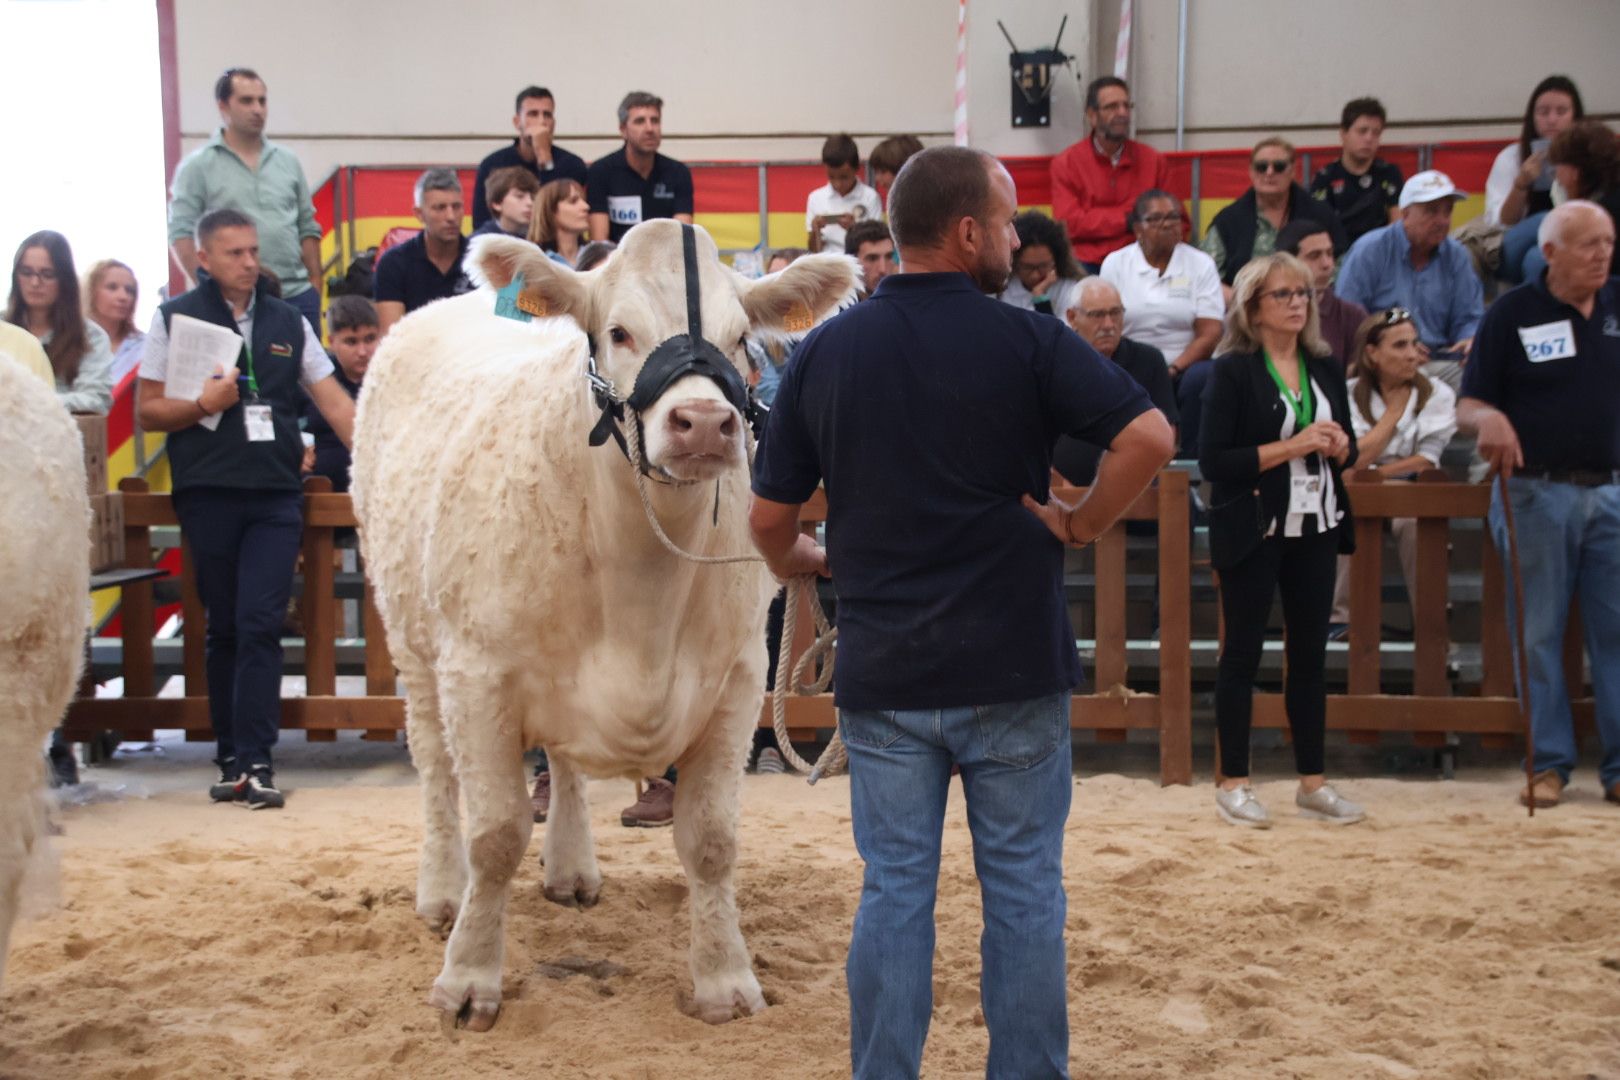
left=586, top=223, right=764, bottom=462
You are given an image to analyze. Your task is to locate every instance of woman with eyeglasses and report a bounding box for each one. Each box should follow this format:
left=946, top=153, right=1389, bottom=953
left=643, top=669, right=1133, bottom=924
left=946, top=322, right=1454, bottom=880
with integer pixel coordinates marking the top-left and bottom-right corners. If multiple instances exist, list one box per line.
left=1327, top=308, right=1457, bottom=638
left=84, top=258, right=146, bottom=383
left=1101, top=188, right=1224, bottom=456
left=1199, top=252, right=1365, bottom=828
left=998, top=210, right=1086, bottom=320
left=1201, top=138, right=1346, bottom=298
left=6, top=231, right=114, bottom=413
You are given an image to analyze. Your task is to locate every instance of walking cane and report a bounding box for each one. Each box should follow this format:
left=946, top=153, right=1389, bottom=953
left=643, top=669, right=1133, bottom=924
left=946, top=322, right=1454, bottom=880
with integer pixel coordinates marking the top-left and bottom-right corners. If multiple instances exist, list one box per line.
left=1496, top=469, right=1537, bottom=819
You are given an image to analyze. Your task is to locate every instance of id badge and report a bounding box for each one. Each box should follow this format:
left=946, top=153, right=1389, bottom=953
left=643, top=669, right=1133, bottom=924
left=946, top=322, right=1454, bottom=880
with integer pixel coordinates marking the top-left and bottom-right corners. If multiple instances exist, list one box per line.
left=245, top=403, right=275, bottom=442
left=1289, top=474, right=1322, bottom=515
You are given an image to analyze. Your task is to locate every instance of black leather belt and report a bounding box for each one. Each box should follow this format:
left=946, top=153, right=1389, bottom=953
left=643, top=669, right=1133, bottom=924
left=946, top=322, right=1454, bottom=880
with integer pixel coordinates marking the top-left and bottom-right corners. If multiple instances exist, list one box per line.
left=1517, top=468, right=1620, bottom=487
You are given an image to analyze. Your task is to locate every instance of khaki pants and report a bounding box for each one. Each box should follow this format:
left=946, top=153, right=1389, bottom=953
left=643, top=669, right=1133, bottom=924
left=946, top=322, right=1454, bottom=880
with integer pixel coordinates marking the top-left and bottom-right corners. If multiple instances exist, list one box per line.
left=1330, top=515, right=1419, bottom=625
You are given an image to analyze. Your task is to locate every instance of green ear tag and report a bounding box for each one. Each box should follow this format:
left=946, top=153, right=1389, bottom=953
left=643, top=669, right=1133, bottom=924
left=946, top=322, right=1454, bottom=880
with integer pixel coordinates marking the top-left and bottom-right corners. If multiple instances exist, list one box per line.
left=494, top=272, right=534, bottom=323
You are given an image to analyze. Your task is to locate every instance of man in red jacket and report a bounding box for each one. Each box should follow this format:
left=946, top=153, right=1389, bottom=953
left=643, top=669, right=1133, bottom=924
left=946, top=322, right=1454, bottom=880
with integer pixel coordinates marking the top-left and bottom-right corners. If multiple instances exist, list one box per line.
left=1051, top=77, right=1172, bottom=272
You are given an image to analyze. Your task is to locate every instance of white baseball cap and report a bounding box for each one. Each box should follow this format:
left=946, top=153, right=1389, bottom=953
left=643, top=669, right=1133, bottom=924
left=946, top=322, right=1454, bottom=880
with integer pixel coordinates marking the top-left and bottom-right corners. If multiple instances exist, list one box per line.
left=1399, top=170, right=1467, bottom=209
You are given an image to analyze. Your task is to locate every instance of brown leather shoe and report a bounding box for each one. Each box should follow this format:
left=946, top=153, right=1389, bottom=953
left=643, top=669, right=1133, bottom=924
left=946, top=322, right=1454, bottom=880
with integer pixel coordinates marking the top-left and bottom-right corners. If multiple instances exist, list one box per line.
left=531, top=770, right=551, bottom=824
left=620, top=777, right=675, bottom=828
left=1519, top=769, right=1564, bottom=809
left=1606, top=783, right=1620, bottom=806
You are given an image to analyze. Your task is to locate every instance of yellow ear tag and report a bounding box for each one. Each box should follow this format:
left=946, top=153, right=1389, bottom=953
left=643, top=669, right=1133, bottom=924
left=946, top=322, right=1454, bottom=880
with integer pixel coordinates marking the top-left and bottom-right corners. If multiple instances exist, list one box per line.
left=516, top=289, right=550, bottom=318
left=784, top=300, right=815, bottom=334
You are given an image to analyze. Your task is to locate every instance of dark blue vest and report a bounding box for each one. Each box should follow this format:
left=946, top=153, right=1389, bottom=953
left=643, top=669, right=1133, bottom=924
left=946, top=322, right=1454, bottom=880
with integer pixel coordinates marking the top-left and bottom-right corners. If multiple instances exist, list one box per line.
left=161, top=275, right=308, bottom=492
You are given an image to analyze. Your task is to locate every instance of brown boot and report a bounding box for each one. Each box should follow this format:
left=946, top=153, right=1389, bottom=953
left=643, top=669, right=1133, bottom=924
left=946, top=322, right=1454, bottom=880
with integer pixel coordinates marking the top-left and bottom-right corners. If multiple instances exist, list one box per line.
left=1519, top=769, right=1564, bottom=809
left=620, top=777, right=675, bottom=828
left=531, top=770, right=551, bottom=824
left=1606, top=783, right=1620, bottom=807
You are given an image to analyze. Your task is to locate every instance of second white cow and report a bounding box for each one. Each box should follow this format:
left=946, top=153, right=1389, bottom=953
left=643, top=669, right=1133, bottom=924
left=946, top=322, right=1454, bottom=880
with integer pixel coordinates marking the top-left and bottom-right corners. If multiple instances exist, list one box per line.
left=351, top=221, right=856, bottom=1030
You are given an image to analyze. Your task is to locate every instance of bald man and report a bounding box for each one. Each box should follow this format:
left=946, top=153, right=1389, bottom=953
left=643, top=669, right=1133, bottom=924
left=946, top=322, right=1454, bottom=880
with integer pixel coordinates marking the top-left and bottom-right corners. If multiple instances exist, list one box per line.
left=1459, top=199, right=1620, bottom=810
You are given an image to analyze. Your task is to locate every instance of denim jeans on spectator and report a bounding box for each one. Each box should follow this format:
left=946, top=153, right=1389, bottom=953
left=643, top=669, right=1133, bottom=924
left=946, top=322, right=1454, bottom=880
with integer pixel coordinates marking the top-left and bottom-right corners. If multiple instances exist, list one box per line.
left=285, top=286, right=322, bottom=332
left=1489, top=476, right=1620, bottom=789
left=1177, top=359, right=1214, bottom=459
left=1499, top=211, right=1548, bottom=285
left=841, top=691, right=1073, bottom=1080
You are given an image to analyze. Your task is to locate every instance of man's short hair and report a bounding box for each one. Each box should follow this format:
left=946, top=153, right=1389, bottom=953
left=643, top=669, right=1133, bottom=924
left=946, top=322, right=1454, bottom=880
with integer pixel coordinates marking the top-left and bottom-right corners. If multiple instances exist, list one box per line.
left=843, top=219, right=892, bottom=256
left=514, top=85, right=552, bottom=114
left=414, top=168, right=463, bottom=208
left=214, top=67, right=262, bottom=104
left=328, top=295, right=378, bottom=335
left=1340, top=97, right=1387, bottom=131
left=485, top=165, right=541, bottom=211
left=822, top=134, right=860, bottom=170
left=195, top=207, right=256, bottom=248
left=886, top=145, right=995, bottom=252
left=1084, top=76, right=1129, bottom=112
left=1275, top=219, right=1333, bottom=256
left=617, top=91, right=663, bottom=126
left=869, top=135, right=924, bottom=178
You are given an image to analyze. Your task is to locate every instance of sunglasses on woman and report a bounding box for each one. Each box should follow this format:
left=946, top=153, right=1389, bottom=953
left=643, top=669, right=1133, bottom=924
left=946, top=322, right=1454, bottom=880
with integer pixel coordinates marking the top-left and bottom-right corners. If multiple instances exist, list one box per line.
left=1380, top=307, right=1414, bottom=326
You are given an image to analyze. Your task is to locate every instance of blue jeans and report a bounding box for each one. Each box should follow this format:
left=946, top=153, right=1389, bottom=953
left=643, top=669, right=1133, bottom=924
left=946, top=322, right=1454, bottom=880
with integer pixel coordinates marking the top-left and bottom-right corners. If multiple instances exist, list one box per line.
left=285, top=285, right=322, bottom=331
left=1489, top=477, right=1620, bottom=788
left=841, top=691, right=1073, bottom=1080
left=1500, top=211, right=1548, bottom=285
left=1177, top=360, right=1213, bottom=459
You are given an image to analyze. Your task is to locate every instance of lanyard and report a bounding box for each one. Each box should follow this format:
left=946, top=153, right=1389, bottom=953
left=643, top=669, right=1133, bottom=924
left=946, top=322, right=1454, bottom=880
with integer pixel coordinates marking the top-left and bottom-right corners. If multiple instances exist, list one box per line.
left=240, top=341, right=260, bottom=399
left=1262, top=348, right=1313, bottom=431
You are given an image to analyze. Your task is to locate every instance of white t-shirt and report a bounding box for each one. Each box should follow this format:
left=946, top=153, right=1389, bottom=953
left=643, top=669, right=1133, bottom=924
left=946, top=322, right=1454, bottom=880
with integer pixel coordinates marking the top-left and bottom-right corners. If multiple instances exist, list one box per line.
left=1345, top=377, right=1457, bottom=467
left=805, top=180, right=884, bottom=254
left=1099, top=242, right=1224, bottom=363
left=1484, top=142, right=1567, bottom=226
left=997, top=275, right=1084, bottom=320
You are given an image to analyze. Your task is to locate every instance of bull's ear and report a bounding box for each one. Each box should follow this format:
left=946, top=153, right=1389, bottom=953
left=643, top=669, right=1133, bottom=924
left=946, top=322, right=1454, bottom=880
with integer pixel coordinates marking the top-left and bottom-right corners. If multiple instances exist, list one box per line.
left=736, top=253, right=860, bottom=341
left=466, top=234, right=590, bottom=328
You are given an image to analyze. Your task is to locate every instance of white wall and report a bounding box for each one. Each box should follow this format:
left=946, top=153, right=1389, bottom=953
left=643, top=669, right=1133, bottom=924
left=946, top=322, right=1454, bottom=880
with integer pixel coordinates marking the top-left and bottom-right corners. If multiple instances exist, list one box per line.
left=171, top=0, right=1620, bottom=182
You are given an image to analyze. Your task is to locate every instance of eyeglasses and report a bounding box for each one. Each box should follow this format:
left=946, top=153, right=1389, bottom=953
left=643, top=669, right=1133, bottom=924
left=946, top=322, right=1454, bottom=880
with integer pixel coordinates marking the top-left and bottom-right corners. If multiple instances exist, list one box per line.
left=1017, top=259, right=1055, bottom=274
left=1251, top=159, right=1292, bottom=175
left=1080, top=306, right=1126, bottom=320
left=1138, top=213, right=1180, bottom=227
left=1260, top=287, right=1312, bottom=304
left=1381, top=307, right=1414, bottom=325
left=14, top=267, right=57, bottom=283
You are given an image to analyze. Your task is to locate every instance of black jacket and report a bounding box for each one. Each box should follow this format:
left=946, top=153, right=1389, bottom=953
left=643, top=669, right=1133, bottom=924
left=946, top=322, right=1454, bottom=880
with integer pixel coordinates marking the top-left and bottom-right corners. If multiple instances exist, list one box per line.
left=1197, top=349, right=1358, bottom=569
left=1208, top=184, right=1347, bottom=284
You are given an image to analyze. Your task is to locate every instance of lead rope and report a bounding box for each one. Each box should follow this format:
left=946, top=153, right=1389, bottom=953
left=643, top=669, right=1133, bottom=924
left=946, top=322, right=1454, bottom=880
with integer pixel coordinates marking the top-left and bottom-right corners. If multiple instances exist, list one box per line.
left=622, top=416, right=846, bottom=780
left=1497, top=470, right=1537, bottom=819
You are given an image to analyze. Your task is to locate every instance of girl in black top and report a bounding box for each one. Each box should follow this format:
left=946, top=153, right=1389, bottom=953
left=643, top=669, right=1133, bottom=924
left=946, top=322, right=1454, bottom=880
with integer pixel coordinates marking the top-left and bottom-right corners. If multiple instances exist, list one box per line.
left=1198, top=253, right=1366, bottom=828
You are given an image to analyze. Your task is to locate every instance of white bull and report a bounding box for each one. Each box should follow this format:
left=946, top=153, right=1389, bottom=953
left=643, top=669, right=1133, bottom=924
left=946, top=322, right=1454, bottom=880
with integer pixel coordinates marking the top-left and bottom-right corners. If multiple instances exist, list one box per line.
left=351, top=221, right=856, bottom=1030
left=0, top=355, right=90, bottom=986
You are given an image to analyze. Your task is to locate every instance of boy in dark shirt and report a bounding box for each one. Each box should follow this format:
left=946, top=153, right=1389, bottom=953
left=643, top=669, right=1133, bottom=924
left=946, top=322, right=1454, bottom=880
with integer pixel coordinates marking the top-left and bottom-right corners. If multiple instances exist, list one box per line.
left=301, top=295, right=376, bottom=493
left=1311, top=97, right=1404, bottom=246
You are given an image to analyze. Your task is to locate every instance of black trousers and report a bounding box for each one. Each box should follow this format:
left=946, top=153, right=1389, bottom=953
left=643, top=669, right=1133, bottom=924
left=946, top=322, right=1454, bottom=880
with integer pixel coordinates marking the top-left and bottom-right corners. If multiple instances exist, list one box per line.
left=172, top=487, right=303, bottom=771
left=1215, top=526, right=1339, bottom=778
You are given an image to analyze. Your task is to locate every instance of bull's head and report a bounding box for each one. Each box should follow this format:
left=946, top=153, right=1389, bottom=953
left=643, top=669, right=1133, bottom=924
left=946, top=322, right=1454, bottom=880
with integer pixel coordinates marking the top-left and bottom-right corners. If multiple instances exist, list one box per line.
left=469, top=221, right=859, bottom=482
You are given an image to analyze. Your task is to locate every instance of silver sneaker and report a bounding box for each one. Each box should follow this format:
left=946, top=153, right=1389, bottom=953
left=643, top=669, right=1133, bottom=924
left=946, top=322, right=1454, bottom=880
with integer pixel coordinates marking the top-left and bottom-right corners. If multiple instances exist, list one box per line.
left=1295, top=783, right=1366, bottom=825
left=1215, top=785, right=1272, bottom=829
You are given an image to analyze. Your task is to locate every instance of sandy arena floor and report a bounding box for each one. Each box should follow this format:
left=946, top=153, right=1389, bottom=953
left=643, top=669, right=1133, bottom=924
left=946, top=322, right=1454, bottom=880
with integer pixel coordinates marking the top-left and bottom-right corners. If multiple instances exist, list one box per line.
left=3, top=738, right=1619, bottom=1080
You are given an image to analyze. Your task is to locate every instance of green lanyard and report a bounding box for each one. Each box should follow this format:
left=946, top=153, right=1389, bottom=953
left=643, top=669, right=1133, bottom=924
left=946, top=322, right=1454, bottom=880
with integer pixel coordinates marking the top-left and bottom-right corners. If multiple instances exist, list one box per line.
left=1262, top=348, right=1313, bottom=432
left=240, top=341, right=260, bottom=399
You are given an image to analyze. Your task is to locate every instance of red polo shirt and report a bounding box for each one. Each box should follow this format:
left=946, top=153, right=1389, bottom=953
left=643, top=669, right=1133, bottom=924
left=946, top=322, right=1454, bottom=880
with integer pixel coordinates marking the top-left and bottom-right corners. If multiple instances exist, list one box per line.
left=1050, top=135, right=1171, bottom=266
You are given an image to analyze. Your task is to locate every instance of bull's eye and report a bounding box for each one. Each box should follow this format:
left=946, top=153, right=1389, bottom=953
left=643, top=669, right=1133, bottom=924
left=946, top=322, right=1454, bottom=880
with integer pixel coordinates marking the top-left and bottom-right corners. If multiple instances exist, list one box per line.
left=609, top=327, right=630, bottom=347
left=737, top=335, right=748, bottom=350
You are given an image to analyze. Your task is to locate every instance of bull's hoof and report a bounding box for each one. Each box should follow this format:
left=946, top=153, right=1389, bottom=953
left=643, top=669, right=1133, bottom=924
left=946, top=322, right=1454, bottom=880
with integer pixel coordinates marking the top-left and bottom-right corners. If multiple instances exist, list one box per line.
left=542, top=878, right=601, bottom=909
left=680, top=977, right=768, bottom=1025
left=416, top=898, right=458, bottom=937
left=429, top=980, right=501, bottom=1033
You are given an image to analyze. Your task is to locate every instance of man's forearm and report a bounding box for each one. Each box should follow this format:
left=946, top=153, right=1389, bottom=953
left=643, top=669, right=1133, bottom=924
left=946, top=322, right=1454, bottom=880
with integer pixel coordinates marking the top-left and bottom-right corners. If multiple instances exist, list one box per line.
left=1070, top=415, right=1174, bottom=542
left=1455, top=397, right=1497, bottom=433
left=139, top=393, right=209, bottom=433
left=170, top=238, right=199, bottom=280
left=301, top=236, right=323, bottom=288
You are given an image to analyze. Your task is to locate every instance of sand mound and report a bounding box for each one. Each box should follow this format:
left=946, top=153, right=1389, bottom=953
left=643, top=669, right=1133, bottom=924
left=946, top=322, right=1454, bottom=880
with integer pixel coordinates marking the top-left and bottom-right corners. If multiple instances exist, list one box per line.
left=4, top=768, right=1619, bottom=1078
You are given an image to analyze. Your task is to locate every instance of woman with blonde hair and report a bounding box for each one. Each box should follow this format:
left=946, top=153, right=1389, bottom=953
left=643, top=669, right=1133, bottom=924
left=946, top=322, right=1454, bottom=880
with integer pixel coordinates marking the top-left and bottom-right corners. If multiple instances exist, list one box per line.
left=527, top=178, right=589, bottom=267
left=83, top=258, right=145, bottom=381
left=1326, top=308, right=1457, bottom=636
left=1199, top=252, right=1364, bottom=828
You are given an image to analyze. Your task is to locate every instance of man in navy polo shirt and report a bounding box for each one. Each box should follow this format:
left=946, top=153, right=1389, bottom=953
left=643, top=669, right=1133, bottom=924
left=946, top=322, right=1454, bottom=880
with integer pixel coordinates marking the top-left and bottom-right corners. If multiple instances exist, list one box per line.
left=471, top=85, right=588, bottom=231
left=586, top=91, right=694, bottom=243
left=374, top=169, right=473, bottom=336
left=749, top=146, right=1173, bottom=1079
left=1459, top=200, right=1620, bottom=810
left=136, top=209, right=357, bottom=810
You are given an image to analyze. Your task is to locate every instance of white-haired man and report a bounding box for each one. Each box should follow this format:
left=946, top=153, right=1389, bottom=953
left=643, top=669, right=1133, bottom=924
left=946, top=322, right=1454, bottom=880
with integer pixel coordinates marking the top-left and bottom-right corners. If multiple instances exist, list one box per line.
left=1458, top=199, right=1620, bottom=809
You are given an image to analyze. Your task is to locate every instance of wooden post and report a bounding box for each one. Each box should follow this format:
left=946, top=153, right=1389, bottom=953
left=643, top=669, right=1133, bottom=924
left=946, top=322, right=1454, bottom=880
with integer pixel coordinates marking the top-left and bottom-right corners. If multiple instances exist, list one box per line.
left=118, top=477, right=156, bottom=699
left=1156, top=470, right=1192, bottom=786
left=301, top=477, right=337, bottom=741
left=1346, top=471, right=1383, bottom=745
left=361, top=578, right=397, bottom=742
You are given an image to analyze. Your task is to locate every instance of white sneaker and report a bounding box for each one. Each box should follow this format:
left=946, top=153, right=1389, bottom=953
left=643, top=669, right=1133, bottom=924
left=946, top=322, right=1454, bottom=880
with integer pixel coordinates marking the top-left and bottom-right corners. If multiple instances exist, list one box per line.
left=1295, top=783, right=1365, bottom=825
left=1216, top=785, right=1272, bottom=829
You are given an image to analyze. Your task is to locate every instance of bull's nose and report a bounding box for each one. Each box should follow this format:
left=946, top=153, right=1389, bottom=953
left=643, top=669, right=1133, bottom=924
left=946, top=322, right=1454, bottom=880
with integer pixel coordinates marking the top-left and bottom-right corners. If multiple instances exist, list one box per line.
left=666, top=400, right=738, bottom=456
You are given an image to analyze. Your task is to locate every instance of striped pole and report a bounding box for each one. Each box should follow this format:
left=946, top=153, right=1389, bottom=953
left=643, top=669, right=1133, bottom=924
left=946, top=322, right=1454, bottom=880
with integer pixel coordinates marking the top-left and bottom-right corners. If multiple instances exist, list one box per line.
left=1114, top=0, right=1133, bottom=79
left=954, top=0, right=969, bottom=146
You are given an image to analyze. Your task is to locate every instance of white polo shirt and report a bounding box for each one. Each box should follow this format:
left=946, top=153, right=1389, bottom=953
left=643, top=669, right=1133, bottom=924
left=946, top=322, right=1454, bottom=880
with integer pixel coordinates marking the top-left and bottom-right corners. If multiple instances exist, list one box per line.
left=1099, top=241, right=1225, bottom=363
left=805, top=180, right=884, bottom=254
